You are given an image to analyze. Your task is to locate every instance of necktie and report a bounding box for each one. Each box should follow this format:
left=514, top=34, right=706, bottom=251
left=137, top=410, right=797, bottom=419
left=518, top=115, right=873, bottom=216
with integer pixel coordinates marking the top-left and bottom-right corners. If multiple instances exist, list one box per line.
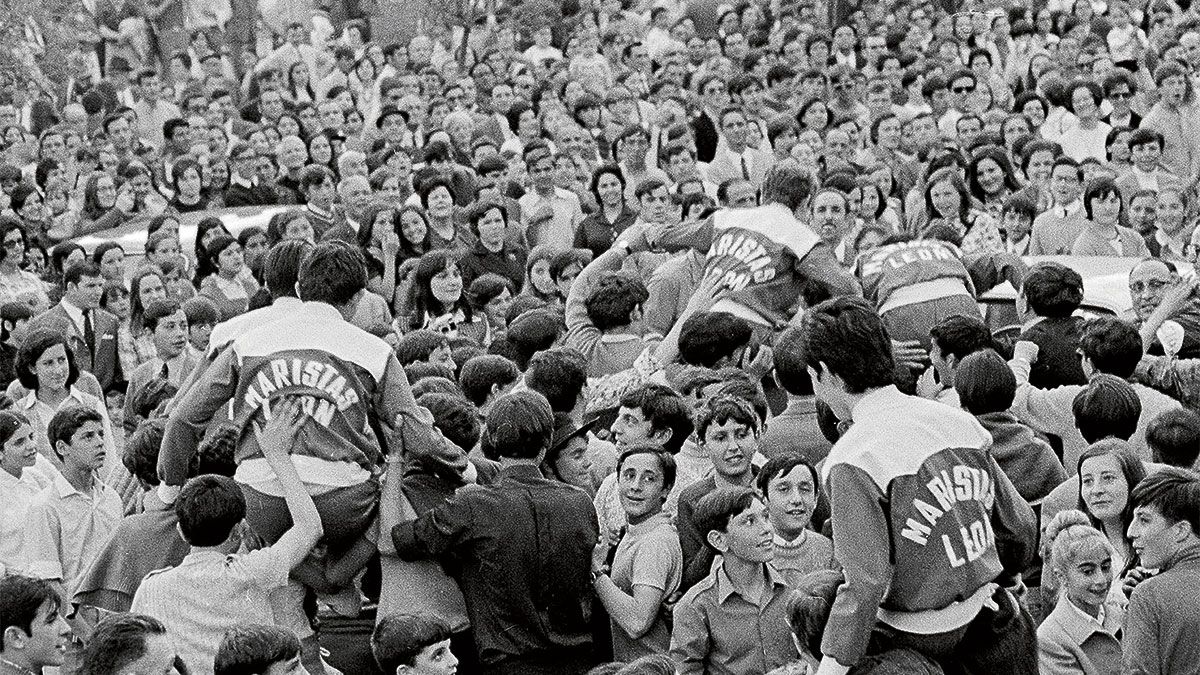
left=83, top=310, right=95, bottom=355
left=740, top=155, right=750, bottom=180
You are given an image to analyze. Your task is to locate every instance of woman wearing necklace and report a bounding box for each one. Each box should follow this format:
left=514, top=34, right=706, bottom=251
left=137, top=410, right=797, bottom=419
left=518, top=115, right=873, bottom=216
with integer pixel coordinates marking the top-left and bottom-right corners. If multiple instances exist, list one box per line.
left=0, top=576, right=72, bottom=675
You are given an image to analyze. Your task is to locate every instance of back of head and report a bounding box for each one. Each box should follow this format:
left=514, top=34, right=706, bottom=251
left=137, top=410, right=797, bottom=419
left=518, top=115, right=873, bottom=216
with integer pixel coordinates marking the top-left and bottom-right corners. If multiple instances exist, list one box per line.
left=1072, top=374, right=1141, bottom=444
left=79, top=614, right=167, bottom=675
left=929, top=314, right=993, bottom=362
left=123, top=419, right=165, bottom=488
left=762, top=161, right=813, bottom=212
left=772, top=325, right=815, bottom=396
left=297, top=240, right=368, bottom=306
left=483, top=390, right=554, bottom=460
left=417, top=392, right=480, bottom=452
left=371, top=613, right=453, bottom=674
left=1146, top=408, right=1200, bottom=468
left=175, top=474, right=247, bottom=546
left=797, top=297, right=895, bottom=394
left=585, top=272, right=648, bottom=331
left=614, top=654, right=677, bottom=675
left=215, top=624, right=301, bottom=675
left=954, top=350, right=1016, bottom=415
left=785, top=569, right=845, bottom=658
left=1022, top=262, right=1083, bottom=317
left=458, top=354, right=519, bottom=407
left=618, top=382, right=694, bottom=454
left=678, top=312, right=753, bottom=368
left=262, top=240, right=312, bottom=299
left=395, top=329, right=447, bottom=366
left=1079, top=317, right=1142, bottom=379
left=525, top=347, right=588, bottom=413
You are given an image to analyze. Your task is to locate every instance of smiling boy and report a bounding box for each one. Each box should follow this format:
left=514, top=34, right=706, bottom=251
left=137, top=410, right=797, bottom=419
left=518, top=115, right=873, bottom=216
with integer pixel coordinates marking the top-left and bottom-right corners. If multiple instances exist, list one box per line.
left=1124, top=468, right=1200, bottom=674
left=0, top=575, right=73, bottom=675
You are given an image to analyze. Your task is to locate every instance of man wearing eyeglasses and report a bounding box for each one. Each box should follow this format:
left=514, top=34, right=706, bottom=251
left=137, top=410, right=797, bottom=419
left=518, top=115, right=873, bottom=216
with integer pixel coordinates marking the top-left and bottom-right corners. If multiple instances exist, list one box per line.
left=224, top=142, right=279, bottom=207
left=1102, top=70, right=1142, bottom=129
left=937, top=70, right=978, bottom=137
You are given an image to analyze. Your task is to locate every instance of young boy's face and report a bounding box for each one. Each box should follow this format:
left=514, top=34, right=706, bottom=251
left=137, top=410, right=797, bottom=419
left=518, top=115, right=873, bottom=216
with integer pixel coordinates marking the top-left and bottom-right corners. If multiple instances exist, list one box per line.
left=702, top=418, right=757, bottom=481
left=58, top=420, right=106, bottom=473
left=765, top=464, right=817, bottom=537
left=189, top=322, right=214, bottom=352
left=1128, top=503, right=1183, bottom=570
left=711, top=497, right=774, bottom=563
left=262, top=654, right=306, bottom=675
left=402, top=639, right=457, bottom=675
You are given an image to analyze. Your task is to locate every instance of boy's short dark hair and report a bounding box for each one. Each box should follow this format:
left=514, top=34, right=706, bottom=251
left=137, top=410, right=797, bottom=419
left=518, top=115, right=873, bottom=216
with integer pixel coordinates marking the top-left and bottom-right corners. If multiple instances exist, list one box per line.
left=795, top=297, right=894, bottom=394
left=954, top=350, right=1016, bottom=415
left=1146, top=409, right=1200, bottom=468
left=0, top=575, right=60, bottom=651
left=616, top=445, right=678, bottom=494
left=371, top=613, right=453, bottom=672
left=298, top=241, right=368, bottom=306
left=929, top=314, right=993, bottom=362
left=695, top=394, right=761, bottom=442
left=1073, top=374, right=1141, bottom=444
left=411, top=377, right=460, bottom=399
left=458, top=355, right=519, bottom=407
left=142, top=298, right=183, bottom=333
left=678, top=312, right=753, bottom=368
left=395, top=329, right=449, bottom=366
left=1130, top=466, right=1200, bottom=536
left=404, top=362, right=455, bottom=384
left=48, top=406, right=103, bottom=459
left=214, top=624, right=301, bottom=675
left=482, top=391, right=554, bottom=459
left=300, top=164, right=335, bottom=192
left=1021, top=262, right=1084, bottom=317
left=182, top=296, right=220, bottom=327
left=1079, top=317, right=1143, bottom=379
left=524, top=347, right=588, bottom=413
left=175, top=474, right=247, bottom=547
left=191, top=425, right=239, bottom=478
left=123, top=419, right=165, bottom=487
left=263, top=240, right=311, bottom=299
left=78, top=614, right=167, bottom=675
left=418, top=392, right=481, bottom=452
left=618, top=383, right=694, bottom=454
left=585, top=272, right=649, bottom=331
left=693, top=487, right=762, bottom=549
left=772, top=326, right=814, bottom=396
left=757, top=454, right=819, bottom=498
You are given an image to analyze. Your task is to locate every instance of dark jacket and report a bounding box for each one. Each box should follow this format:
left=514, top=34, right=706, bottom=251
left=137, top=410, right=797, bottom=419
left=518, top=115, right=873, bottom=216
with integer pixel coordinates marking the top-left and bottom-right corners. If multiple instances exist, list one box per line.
left=458, top=243, right=527, bottom=292
left=574, top=205, right=637, bottom=259
left=223, top=181, right=280, bottom=207
left=1020, top=316, right=1088, bottom=389
left=28, top=303, right=121, bottom=391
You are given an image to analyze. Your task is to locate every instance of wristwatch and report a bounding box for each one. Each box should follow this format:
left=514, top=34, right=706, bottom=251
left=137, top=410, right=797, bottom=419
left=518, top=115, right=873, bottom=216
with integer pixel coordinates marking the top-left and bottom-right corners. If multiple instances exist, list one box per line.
left=590, top=568, right=607, bottom=583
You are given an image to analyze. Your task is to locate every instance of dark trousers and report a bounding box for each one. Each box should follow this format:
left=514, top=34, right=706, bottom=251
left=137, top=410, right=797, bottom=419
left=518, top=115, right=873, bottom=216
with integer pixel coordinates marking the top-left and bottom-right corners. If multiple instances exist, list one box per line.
left=239, top=478, right=379, bottom=553
left=871, top=588, right=1039, bottom=675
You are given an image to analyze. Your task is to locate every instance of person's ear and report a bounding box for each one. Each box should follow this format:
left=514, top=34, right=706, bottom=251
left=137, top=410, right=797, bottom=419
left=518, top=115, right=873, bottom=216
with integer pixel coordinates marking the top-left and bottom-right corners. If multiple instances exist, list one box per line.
left=705, top=528, right=729, bottom=554
left=3, top=625, right=29, bottom=649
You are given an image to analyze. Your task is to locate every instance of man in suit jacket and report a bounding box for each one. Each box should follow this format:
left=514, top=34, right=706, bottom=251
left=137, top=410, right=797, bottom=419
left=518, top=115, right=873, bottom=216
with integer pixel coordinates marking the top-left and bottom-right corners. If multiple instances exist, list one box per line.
left=703, top=106, right=775, bottom=189
left=224, top=142, right=280, bottom=207
left=28, top=261, right=121, bottom=391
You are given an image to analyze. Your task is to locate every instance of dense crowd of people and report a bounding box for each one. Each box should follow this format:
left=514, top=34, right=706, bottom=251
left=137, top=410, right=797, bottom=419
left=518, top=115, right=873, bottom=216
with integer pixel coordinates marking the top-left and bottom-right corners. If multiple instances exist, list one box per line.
left=4, top=0, right=1200, bottom=674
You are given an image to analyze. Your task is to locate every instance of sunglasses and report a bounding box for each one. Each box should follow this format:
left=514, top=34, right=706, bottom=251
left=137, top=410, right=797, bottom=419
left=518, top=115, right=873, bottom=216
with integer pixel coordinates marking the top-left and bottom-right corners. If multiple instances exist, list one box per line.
left=952, top=86, right=976, bottom=93
left=1109, top=91, right=1132, bottom=100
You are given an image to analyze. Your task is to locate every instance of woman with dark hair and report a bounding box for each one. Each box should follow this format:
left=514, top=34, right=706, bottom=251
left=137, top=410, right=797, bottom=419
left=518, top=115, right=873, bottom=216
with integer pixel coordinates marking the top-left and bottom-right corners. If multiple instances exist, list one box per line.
left=1076, top=439, right=1147, bottom=579
left=45, top=243, right=86, bottom=299
left=922, top=167, right=1003, bottom=253
left=1070, top=176, right=1149, bottom=257
left=519, top=245, right=561, bottom=307
left=307, top=130, right=338, bottom=174
left=203, top=158, right=230, bottom=207
left=117, top=161, right=169, bottom=217
left=458, top=201, right=526, bottom=291
left=356, top=201, right=402, bottom=308
left=418, top=176, right=466, bottom=250
left=193, top=217, right=232, bottom=269
left=238, top=227, right=269, bottom=283
left=127, top=267, right=168, bottom=369
left=399, top=249, right=473, bottom=335
left=168, top=158, right=210, bottom=214
left=15, top=328, right=115, bottom=470
left=575, top=164, right=636, bottom=258
left=500, top=101, right=542, bottom=155
left=0, top=302, right=35, bottom=391
left=286, top=60, right=316, bottom=105
left=10, top=183, right=51, bottom=249
left=92, top=242, right=126, bottom=286
left=197, top=236, right=259, bottom=321
left=967, top=147, right=1023, bottom=219
left=396, top=205, right=431, bottom=261
left=265, top=210, right=315, bottom=245
left=797, top=98, right=832, bottom=136
left=0, top=219, right=49, bottom=310
left=468, top=273, right=515, bottom=336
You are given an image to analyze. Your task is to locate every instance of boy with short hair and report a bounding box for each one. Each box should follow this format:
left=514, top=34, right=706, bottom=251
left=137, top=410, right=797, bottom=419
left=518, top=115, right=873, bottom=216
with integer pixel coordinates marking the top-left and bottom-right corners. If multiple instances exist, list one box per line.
left=670, top=487, right=797, bottom=674
left=757, top=454, right=837, bottom=582
left=25, top=406, right=122, bottom=599
left=214, top=624, right=304, bottom=675
left=371, top=613, right=458, bottom=675
left=1124, top=467, right=1200, bottom=674
left=0, top=575, right=73, bottom=674
left=132, top=398, right=323, bottom=675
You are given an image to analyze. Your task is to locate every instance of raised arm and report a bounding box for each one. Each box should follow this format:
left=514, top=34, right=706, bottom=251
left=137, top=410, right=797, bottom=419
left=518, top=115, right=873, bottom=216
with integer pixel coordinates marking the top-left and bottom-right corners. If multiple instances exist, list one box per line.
left=255, top=398, right=324, bottom=570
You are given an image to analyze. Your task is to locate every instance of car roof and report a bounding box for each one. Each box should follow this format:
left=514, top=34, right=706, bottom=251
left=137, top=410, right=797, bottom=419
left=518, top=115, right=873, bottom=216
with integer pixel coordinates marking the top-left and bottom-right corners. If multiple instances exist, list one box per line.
left=979, top=255, right=1138, bottom=319
left=74, top=205, right=291, bottom=258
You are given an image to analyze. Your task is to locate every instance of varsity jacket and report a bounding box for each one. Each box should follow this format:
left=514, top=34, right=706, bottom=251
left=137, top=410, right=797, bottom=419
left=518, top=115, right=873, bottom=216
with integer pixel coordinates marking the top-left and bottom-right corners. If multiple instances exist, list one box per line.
left=160, top=302, right=460, bottom=487
left=820, top=386, right=1037, bottom=667
left=857, top=240, right=1026, bottom=316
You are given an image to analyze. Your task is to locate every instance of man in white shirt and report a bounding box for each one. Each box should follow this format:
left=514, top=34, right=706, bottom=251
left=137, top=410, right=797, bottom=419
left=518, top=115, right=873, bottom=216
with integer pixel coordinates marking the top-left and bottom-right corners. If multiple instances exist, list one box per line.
left=704, top=106, right=775, bottom=189
left=132, top=70, right=181, bottom=149
left=519, top=142, right=584, bottom=250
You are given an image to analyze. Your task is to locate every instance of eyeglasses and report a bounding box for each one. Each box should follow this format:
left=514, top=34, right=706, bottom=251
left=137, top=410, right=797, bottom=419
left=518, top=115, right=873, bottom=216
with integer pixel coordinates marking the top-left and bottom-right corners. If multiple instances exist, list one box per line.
left=951, top=85, right=976, bottom=94
left=3, top=238, right=23, bottom=248
left=831, top=81, right=852, bottom=90
left=1109, top=91, right=1133, bottom=100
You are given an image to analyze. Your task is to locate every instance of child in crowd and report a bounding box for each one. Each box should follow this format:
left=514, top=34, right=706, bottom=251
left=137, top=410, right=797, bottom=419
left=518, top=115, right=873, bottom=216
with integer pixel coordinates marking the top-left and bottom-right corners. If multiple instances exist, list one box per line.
left=757, top=454, right=838, bottom=582
left=214, top=624, right=304, bottom=675
left=371, top=613, right=459, bottom=675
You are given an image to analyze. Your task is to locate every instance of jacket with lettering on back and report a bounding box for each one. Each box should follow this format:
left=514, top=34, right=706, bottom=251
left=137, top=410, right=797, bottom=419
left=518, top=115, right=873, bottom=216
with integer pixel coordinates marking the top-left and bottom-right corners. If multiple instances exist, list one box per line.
left=856, top=239, right=976, bottom=310
left=705, top=202, right=821, bottom=327
left=160, top=303, right=440, bottom=487
left=820, top=386, right=1037, bottom=667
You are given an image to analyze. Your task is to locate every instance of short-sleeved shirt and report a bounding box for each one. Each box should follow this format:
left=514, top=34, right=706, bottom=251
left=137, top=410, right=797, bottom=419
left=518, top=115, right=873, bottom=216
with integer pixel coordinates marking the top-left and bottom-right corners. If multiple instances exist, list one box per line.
left=609, top=513, right=682, bottom=660
left=25, top=472, right=122, bottom=590
left=131, top=548, right=291, bottom=675
left=0, top=457, right=55, bottom=574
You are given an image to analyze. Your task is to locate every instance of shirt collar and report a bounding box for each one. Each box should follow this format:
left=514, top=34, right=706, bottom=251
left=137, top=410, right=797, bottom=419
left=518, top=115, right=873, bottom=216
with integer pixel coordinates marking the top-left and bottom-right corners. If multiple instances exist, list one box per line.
left=60, top=298, right=85, bottom=329
left=230, top=173, right=255, bottom=189
left=715, top=560, right=788, bottom=605
left=1056, top=199, right=1083, bottom=218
